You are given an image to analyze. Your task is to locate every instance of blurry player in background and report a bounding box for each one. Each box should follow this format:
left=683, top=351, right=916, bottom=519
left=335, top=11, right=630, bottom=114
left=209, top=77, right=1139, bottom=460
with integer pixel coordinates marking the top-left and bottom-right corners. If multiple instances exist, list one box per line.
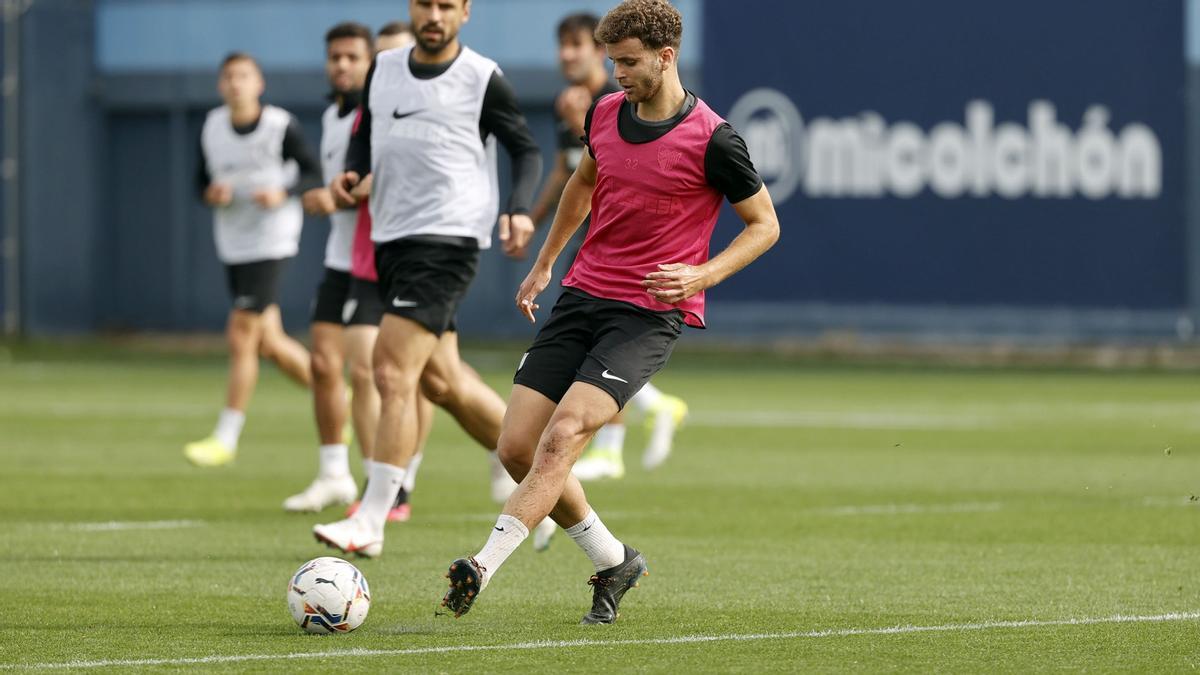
left=529, top=13, right=689, bottom=488
left=283, top=23, right=379, bottom=513
left=186, top=52, right=320, bottom=467
left=441, top=0, right=779, bottom=623
left=313, top=0, right=541, bottom=558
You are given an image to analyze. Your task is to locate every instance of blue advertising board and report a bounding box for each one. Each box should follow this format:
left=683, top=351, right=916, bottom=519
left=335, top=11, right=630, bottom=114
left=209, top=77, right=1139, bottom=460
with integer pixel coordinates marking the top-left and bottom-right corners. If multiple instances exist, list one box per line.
left=702, top=1, right=1185, bottom=310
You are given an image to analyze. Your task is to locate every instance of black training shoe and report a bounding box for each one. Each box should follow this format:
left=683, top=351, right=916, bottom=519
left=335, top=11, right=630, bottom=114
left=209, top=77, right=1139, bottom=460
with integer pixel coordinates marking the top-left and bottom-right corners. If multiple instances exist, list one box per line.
left=580, top=544, right=648, bottom=625
left=440, top=557, right=486, bottom=618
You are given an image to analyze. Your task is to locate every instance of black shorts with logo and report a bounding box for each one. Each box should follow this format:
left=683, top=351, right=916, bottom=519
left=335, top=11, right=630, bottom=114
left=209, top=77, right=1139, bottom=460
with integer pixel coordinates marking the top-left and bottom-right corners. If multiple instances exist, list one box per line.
left=513, top=288, right=684, bottom=410
left=375, top=236, right=480, bottom=336
left=226, top=258, right=287, bottom=313
left=311, top=268, right=385, bottom=327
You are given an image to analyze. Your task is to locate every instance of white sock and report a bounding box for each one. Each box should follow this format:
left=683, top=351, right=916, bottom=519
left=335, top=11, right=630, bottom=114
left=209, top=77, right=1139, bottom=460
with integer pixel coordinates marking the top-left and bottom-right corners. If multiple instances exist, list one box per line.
left=565, top=509, right=625, bottom=571
left=629, top=382, right=663, bottom=414
left=472, top=514, right=529, bottom=584
left=213, top=408, right=245, bottom=450
left=361, top=458, right=377, bottom=478
left=403, top=452, right=423, bottom=493
left=592, top=424, right=626, bottom=451
left=318, top=444, right=350, bottom=478
left=356, top=462, right=405, bottom=533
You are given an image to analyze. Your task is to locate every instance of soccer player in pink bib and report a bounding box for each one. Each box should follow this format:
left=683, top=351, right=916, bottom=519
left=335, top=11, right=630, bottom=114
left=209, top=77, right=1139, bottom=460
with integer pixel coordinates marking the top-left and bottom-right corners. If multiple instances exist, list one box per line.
left=441, top=0, right=780, bottom=624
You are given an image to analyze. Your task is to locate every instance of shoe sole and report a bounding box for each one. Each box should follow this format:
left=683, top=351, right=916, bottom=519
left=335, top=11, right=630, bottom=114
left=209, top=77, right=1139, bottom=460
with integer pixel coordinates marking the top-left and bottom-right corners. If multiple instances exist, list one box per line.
left=441, top=559, right=483, bottom=618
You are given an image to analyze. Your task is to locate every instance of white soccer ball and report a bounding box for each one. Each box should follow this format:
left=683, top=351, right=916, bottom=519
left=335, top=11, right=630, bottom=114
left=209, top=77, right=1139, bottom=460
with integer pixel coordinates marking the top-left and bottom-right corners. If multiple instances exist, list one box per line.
left=286, top=556, right=371, bottom=634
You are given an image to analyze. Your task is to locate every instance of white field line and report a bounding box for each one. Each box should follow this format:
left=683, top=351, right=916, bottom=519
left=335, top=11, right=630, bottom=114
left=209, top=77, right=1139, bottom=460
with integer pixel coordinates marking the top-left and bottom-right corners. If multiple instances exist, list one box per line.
left=8, top=400, right=1200, bottom=430
left=803, top=501, right=1003, bottom=516
left=53, top=520, right=205, bottom=532
left=7, top=611, right=1198, bottom=671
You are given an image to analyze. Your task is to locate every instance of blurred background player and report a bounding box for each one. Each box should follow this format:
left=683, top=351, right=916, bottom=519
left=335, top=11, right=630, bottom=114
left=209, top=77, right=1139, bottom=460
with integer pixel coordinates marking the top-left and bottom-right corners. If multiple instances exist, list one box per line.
left=529, top=13, right=688, bottom=484
left=314, top=0, right=541, bottom=558
left=283, top=22, right=381, bottom=514
left=186, top=52, right=320, bottom=467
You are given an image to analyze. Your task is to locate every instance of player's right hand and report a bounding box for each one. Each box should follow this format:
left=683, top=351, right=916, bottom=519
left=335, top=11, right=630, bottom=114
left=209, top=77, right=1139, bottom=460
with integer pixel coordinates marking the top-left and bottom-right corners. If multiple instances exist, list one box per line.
left=330, top=171, right=361, bottom=209
left=204, top=183, right=233, bottom=207
left=515, top=264, right=552, bottom=324
left=302, top=187, right=337, bottom=216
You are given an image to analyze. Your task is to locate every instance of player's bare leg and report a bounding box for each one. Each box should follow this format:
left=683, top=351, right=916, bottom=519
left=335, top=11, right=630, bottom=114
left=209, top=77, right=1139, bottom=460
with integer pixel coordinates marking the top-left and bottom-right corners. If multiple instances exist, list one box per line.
left=314, top=314, right=438, bottom=557
left=310, top=322, right=348, bottom=445
left=184, top=308, right=261, bottom=466
left=421, top=332, right=519, bottom=503
left=444, top=383, right=648, bottom=622
left=284, top=321, right=356, bottom=512
left=258, top=304, right=312, bottom=388
left=344, top=325, right=381, bottom=459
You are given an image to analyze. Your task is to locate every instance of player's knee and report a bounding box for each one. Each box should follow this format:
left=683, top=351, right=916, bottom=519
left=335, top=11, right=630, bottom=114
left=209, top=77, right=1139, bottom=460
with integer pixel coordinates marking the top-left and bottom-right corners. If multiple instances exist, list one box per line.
left=419, top=370, right=455, bottom=407
left=541, top=416, right=587, bottom=461
left=496, top=435, right=534, bottom=480
left=226, top=320, right=258, bottom=354
left=348, top=358, right=374, bottom=393
left=374, top=361, right=415, bottom=401
left=310, top=348, right=341, bottom=383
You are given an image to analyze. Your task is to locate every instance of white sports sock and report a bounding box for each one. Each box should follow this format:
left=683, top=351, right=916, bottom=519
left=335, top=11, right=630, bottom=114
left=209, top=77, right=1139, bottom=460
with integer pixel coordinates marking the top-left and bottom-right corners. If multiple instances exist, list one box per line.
left=472, top=514, right=529, bottom=584
left=629, top=382, right=664, bottom=414
left=356, top=462, right=405, bottom=533
left=361, top=458, right=377, bottom=478
left=403, top=452, right=423, bottom=493
left=565, top=510, right=625, bottom=572
left=318, top=444, right=350, bottom=478
left=213, top=408, right=245, bottom=450
left=592, top=424, right=626, bottom=451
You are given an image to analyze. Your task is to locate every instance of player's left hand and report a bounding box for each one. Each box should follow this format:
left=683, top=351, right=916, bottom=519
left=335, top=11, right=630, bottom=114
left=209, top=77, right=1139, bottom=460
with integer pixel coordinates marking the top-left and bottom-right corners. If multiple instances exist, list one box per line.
left=643, top=263, right=709, bottom=305
left=253, top=189, right=288, bottom=209
left=301, top=187, right=336, bottom=215
left=499, top=213, right=535, bottom=259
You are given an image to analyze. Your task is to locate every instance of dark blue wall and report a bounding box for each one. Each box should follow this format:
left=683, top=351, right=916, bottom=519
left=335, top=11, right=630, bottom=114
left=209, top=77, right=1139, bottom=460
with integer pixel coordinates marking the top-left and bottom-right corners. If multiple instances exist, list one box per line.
left=703, top=0, right=1188, bottom=324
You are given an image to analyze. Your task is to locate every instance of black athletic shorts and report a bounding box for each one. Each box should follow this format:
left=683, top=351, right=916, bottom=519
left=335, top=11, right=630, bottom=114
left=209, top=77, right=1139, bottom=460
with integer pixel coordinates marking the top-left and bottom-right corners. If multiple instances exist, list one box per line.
left=513, top=288, right=684, bottom=410
left=375, top=236, right=480, bottom=336
left=226, top=258, right=287, bottom=313
left=311, top=268, right=385, bottom=326
left=347, top=277, right=385, bottom=327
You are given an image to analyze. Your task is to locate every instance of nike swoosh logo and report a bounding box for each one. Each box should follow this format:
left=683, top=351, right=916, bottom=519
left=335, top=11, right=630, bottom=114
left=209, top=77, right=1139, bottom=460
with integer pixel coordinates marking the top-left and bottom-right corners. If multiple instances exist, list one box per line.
left=392, top=298, right=419, bottom=308
left=392, top=108, right=423, bottom=120
left=494, top=526, right=505, bottom=532
left=601, top=370, right=629, bottom=384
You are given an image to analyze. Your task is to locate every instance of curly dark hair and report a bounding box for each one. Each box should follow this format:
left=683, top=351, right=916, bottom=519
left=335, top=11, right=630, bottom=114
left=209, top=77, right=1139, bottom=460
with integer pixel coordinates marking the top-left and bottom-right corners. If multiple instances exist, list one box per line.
left=595, top=0, right=682, bottom=51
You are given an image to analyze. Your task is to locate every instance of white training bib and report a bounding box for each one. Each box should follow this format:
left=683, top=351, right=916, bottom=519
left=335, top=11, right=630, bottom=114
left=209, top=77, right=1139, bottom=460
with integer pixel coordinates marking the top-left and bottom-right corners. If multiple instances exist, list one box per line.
left=200, top=104, right=303, bottom=264
left=367, top=46, right=500, bottom=248
left=320, top=103, right=358, bottom=272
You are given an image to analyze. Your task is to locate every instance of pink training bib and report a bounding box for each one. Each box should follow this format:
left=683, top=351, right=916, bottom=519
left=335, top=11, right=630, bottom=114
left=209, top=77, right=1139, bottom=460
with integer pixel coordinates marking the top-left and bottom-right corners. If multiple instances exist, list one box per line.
left=562, top=92, right=725, bottom=327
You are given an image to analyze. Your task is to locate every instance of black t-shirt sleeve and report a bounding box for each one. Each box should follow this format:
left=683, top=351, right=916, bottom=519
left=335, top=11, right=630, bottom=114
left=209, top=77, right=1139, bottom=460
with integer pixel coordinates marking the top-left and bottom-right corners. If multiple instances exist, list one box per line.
left=705, top=123, right=763, bottom=203
left=344, top=62, right=374, bottom=177
left=282, top=116, right=322, bottom=195
left=195, top=135, right=212, bottom=200
left=582, top=99, right=600, bottom=159
left=480, top=70, right=543, bottom=214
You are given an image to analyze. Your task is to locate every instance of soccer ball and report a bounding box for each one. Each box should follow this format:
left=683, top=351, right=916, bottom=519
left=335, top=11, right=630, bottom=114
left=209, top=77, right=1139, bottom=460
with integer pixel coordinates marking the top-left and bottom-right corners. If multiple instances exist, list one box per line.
left=286, top=556, right=371, bottom=634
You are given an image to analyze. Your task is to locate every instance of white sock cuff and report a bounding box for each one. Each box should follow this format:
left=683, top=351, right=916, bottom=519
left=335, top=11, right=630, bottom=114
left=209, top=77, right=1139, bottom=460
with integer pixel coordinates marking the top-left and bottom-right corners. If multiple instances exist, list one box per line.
left=219, top=408, right=246, bottom=423
left=370, top=461, right=407, bottom=485
left=564, top=510, right=597, bottom=537
left=496, top=514, right=530, bottom=538
left=318, top=444, right=350, bottom=477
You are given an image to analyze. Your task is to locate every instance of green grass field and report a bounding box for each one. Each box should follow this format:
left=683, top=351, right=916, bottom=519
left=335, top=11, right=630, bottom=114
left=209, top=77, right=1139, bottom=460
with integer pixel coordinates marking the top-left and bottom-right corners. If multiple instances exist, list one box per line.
left=2, top=343, right=1199, bottom=672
